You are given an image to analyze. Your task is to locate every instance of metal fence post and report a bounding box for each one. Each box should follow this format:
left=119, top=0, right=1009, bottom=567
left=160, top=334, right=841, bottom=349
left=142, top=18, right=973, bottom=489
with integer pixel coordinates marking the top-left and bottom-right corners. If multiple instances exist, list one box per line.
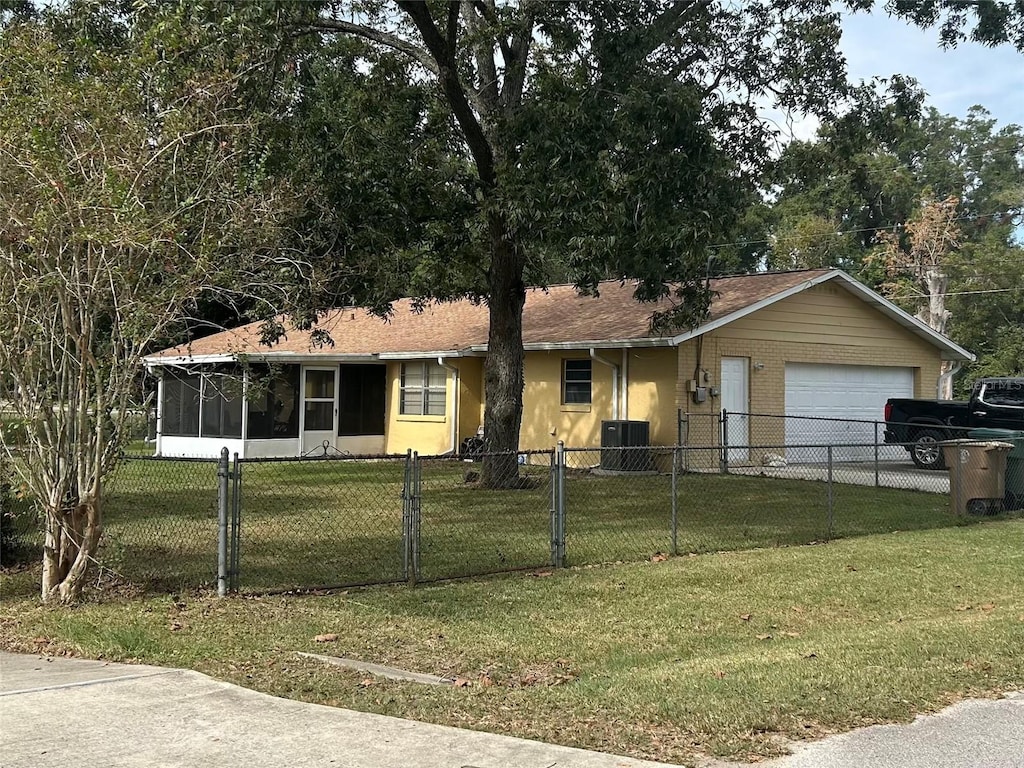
left=555, top=441, right=566, bottom=567
left=216, top=447, right=229, bottom=597
left=230, top=453, right=241, bottom=592
left=411, top=451, right=422, bottom=583
left=874, top=422, right=881, bottom=488
left=403, top=450, right=411, bottom=581
left=671, top=446, right=679, bottom=555
left=826, top=445, right=834, bottom=540
left=720, top=410, right=729, bottom=474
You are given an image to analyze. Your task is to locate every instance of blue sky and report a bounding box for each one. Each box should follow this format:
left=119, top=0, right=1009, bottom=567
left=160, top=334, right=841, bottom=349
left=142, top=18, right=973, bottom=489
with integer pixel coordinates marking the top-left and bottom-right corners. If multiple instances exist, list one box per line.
left=842, top=9, right=1023, bottom=126
left=772, top=8, right=1024, bottom=142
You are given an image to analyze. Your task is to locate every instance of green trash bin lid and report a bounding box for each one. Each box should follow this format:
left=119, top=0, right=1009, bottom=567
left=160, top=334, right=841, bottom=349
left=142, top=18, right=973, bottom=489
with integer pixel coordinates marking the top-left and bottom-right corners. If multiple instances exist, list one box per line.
left=968, top=429, right=1024, bottom=458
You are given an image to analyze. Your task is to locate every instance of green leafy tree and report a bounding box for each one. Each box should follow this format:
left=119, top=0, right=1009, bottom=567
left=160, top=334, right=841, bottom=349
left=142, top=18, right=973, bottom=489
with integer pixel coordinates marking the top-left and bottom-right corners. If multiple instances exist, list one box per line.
left=767, top=92, right=1023, bottom=390
left=0, top=4, right=296, bottom=601
left=229, top=0, right=866, bottom=485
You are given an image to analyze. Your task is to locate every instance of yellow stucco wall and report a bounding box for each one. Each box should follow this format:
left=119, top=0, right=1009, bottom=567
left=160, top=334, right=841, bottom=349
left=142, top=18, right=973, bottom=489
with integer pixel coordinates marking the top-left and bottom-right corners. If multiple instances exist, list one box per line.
left=624, top=348, right=679, bottom=445
left=383, top=357, right=485, bottom=455
left=677, top=282, right=944, bottom=452
left=517, top=348, right=678, bottom=450
left=520, top=351, right=614, bottom=449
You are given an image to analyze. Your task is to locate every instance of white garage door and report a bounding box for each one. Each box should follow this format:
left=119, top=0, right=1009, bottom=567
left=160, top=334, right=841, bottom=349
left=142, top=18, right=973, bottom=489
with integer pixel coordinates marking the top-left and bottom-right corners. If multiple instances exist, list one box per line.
left=784, top=363, right=914, bottom=462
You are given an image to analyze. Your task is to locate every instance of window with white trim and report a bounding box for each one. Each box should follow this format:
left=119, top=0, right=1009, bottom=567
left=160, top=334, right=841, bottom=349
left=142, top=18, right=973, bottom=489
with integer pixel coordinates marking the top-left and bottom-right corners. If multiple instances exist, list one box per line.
left=562, top=359, right=592, bottom=404
left=400, top=362, right=447, bottom=415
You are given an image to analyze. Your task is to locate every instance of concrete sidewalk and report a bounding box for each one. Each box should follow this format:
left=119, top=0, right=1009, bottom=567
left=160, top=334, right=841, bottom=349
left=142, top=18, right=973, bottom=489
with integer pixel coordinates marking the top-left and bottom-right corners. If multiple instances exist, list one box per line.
left=2, top=652, right=1022, bottom=768
left=0, top=652, right=678, bottom=768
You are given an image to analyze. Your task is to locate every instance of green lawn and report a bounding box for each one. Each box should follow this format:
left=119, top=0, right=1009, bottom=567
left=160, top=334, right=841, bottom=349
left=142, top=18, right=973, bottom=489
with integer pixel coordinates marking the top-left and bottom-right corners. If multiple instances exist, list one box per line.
left=2, top=521, right=1022, bottom=765
left=4, top=453, right=980, bottom=595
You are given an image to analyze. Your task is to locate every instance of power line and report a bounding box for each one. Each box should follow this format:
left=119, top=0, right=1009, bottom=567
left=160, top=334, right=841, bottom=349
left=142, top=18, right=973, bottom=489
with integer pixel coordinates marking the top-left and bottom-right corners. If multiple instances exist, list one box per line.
left=707, top=208, right=1022, bottom=250
left=893, top=286, right=1024, bottom=300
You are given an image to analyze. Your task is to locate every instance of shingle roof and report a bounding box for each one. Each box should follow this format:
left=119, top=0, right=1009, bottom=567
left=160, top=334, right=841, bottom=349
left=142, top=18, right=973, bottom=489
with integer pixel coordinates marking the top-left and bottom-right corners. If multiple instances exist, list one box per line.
left=148, top=269, right=833, bottom=360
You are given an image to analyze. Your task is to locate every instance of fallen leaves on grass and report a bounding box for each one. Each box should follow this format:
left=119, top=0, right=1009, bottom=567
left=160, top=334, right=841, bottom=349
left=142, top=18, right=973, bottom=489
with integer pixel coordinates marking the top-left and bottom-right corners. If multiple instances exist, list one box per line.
left=314, top=633, right=338, bottom=643
left=651, top=552, right=669, bottom=563
left=756, top=634, right=773, bottom=641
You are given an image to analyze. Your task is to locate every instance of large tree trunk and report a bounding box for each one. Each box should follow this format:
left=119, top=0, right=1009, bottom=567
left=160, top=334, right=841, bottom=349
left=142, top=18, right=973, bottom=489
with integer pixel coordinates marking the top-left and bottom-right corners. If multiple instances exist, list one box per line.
left=41, top=490, right=102, bottom=603
left=481, top=219, right=526, bottom=488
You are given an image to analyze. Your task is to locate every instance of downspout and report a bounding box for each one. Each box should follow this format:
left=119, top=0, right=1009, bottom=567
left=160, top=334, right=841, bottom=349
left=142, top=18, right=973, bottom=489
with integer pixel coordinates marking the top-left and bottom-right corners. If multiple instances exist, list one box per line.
left=590, top=349, right=620, bottom=421
left=620, top=349, right=629, bottom=420
left=437, top=357, right=459, bottom=455
left=937, top=360, right=963, bottom=400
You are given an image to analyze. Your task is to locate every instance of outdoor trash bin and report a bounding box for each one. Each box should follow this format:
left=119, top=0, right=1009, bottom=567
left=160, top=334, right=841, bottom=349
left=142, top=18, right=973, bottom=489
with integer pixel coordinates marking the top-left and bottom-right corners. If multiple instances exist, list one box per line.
left=968, top=429, right=1024, bottom=511
left=940, top=440, right=1014, bottom=516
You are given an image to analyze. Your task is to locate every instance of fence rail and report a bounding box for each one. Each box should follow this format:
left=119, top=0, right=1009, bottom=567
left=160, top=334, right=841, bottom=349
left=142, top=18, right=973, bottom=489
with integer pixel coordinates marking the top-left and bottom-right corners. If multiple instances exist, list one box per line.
left=4, top=433, right=1022, bottom=595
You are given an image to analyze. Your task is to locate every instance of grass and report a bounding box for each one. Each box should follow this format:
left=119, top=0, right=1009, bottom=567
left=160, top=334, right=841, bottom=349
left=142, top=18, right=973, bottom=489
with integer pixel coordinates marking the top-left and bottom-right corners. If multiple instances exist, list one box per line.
left=3, top=453, right=980, bottom=595
left=2, top=521, right=1023, bottom=765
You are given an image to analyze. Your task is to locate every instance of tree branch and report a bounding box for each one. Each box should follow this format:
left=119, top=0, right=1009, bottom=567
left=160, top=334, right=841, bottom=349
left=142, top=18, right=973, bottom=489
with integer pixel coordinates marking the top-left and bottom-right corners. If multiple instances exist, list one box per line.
left=500, top=11, right=534, bottom=113
left=463, top=0, right=500, bottom=112
left=446, top=0, right=460, bottom=50
left=397, top=0, right=497, bottom=187
left=307, top=17, right=439, bottom=77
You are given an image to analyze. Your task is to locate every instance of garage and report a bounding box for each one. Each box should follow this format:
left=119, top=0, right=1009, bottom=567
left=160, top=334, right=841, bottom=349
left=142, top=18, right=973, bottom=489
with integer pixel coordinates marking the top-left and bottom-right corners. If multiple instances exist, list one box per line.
left=784, top=363, right=914, bottom=462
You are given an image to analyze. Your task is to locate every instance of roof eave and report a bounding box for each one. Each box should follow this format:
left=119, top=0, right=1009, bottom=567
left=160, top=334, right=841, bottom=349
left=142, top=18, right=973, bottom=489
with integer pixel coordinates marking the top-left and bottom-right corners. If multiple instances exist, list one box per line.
left=669, top=269, right=976, bottom=362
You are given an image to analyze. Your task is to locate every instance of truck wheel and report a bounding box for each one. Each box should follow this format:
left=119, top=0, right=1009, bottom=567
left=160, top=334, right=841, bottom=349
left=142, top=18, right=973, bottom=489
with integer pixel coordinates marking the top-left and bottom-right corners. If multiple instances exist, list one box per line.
left=911, top=429, right=946, bottom=470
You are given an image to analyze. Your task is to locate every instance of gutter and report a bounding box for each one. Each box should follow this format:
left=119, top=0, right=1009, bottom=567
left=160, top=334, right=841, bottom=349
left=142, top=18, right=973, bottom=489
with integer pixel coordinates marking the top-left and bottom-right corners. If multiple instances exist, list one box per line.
left=590, top=349, right=620, bottom=420
left=437, top=357, right=460, bottom=455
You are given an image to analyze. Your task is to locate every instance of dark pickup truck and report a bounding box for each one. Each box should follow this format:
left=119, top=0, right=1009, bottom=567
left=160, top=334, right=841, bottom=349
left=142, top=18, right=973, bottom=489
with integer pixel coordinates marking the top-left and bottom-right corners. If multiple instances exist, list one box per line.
left=884, top=377, right=1024, bottom=469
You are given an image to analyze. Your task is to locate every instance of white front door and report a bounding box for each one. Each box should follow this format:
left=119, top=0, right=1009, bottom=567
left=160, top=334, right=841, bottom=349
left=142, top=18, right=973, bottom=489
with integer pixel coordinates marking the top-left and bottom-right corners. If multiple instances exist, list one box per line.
left=720, top=357, right=750, bottom=462
left=301, top=367, right=338, bottom=454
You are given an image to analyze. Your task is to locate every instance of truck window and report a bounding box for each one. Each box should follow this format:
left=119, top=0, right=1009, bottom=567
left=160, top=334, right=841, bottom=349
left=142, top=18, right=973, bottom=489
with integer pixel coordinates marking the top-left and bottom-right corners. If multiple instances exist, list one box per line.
left=979, top=383, right=1024, bottom=408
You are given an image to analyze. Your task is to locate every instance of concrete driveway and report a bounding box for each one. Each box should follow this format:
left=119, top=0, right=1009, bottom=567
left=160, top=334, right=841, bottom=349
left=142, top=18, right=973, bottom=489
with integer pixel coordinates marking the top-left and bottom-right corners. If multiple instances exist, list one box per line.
left=2, top=652, right=1021, bottom=768
left=721, top=461, right=949, bottom=494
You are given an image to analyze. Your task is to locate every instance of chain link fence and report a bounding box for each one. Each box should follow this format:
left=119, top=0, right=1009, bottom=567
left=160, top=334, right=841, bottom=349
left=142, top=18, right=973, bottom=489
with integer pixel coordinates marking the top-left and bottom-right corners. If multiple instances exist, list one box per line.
left=5, top=426, right=1022, bottom=594
left=679, top=411, right=972, bottom=493
left=102, top=456, right=220, bottom=591
left=233, top=455, right=409, bottom=592
left=416, top=451, right=553, bottom=582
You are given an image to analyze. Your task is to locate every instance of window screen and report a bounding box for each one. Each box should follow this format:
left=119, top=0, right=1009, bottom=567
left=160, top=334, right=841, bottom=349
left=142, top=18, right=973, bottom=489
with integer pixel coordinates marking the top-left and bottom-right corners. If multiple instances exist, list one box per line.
left=400, top=362, right=447, bottom=416
left=562, top=359, right=592, bottom=404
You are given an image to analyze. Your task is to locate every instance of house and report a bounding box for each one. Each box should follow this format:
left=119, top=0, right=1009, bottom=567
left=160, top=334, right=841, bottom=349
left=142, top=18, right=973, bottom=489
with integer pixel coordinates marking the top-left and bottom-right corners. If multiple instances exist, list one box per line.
left=143, top=269, right=974, bottom=460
